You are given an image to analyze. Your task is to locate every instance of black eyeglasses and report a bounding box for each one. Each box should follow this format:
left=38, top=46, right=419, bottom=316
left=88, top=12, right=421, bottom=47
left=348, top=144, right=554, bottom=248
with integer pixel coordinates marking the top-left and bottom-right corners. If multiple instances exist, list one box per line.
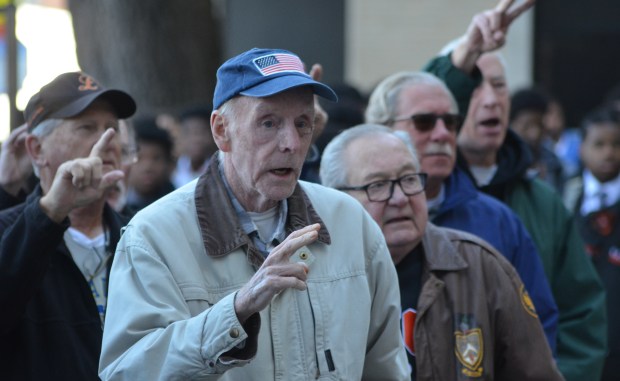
left=393, top=113, right=462, bottom=132
left=338, top=173, right=427, bottom=202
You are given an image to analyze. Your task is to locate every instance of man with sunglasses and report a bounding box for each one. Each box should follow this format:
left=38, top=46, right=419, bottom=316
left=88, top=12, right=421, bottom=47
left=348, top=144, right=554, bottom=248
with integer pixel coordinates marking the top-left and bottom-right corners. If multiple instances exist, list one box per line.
left=320, top=123, right=563, bottom=380
left=365, top=71, right=559, bottom=353
left=421, top=0, right=607, bottom=379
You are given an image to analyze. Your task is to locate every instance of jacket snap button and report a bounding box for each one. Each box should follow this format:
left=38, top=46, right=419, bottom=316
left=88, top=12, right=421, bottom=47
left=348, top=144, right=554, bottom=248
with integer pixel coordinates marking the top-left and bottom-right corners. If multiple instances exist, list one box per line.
left=229, top=327, right=240, bottom=338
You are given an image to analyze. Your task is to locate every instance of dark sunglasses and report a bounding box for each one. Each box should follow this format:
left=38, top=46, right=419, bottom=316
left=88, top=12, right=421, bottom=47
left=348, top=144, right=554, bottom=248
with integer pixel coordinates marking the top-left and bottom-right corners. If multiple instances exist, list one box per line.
left=393, top=113, right=462, bottom=132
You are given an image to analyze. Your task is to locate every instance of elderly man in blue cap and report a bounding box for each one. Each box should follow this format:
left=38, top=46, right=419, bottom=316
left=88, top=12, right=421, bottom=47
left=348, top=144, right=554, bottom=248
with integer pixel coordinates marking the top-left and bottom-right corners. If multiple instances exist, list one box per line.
left=99, top=48, right=409, bottom=381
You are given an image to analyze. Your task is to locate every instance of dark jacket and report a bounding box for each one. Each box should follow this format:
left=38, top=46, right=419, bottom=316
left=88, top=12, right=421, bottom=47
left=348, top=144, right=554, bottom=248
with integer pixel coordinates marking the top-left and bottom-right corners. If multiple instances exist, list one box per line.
left=564, top=175, right=620, bottom=381
left=433, top=168, right=558, bottom=352
left=0, top=187, right=127, bottom=380
left=410, top=223, right=563, bottom=380
left=0, top=174, right=38, bottom=211
left=425, top=54, right=607, bottom=381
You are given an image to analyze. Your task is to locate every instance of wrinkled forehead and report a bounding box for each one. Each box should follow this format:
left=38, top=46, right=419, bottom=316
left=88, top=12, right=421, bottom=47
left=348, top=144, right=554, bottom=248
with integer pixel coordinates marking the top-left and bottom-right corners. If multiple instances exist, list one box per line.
left=478, top=53, right=507, bottom=80
left=349, top=134, right=418, bottom=177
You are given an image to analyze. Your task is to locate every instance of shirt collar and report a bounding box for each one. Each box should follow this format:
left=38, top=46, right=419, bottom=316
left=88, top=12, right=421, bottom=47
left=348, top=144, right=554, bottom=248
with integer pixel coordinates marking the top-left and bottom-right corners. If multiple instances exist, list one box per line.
left=581, top=170, right=620, bottom=214
left=218, top=160, right=288, bottom=251
left=195, top=153, right=331, bottom=267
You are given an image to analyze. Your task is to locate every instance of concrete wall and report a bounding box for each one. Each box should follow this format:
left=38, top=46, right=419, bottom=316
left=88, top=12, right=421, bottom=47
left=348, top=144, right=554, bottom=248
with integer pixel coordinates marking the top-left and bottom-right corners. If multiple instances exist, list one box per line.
left=345, top=0, right=534, bottom=93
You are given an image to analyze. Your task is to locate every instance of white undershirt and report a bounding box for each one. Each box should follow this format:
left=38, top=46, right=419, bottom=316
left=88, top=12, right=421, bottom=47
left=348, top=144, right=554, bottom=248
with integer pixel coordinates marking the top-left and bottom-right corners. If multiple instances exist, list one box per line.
left=469, top=165, right=498, bottom=187
left=581, top=170, right=620, bottom=215
left=63, top=227, right=110, bottom=325
left=247, top=206, right=279, bottom=244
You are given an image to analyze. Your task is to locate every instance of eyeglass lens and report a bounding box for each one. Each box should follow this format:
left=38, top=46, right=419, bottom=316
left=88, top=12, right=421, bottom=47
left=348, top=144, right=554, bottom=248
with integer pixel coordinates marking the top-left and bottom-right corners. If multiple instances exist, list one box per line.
left=368, top=174, right=425, bottom=201
left=412, top=114, right=460, bottom=132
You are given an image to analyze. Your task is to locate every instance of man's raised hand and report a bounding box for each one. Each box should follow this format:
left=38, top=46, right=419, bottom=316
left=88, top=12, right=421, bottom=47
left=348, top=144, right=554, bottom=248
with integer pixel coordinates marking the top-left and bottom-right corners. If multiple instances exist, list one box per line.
left=452, top=0, right=535, bottom=73
left=234, top=224, right=320, bottom=323
left=39, top=128, right=124, bottom=222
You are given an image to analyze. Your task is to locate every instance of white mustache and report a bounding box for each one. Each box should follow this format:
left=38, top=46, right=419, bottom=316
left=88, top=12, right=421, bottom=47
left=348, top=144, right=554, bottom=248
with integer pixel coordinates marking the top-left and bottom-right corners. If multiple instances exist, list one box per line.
left=424, top=143, right=453, bottom=156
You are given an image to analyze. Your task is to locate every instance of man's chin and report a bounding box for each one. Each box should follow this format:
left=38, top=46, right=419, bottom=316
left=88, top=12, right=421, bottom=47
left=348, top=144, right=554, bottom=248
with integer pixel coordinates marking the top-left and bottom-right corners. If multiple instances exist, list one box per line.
left=261, top=183, right=297, bottom=203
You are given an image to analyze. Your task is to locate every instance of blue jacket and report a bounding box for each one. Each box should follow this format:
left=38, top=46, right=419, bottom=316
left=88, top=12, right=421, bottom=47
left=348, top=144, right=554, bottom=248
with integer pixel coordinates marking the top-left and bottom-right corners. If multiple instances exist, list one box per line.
left=432, top=168, right=559, bottom=353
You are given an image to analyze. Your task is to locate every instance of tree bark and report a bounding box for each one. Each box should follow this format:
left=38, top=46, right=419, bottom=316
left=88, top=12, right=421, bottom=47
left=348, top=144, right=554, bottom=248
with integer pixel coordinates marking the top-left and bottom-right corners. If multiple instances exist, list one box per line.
left=68, top=0, right=220, bottom=117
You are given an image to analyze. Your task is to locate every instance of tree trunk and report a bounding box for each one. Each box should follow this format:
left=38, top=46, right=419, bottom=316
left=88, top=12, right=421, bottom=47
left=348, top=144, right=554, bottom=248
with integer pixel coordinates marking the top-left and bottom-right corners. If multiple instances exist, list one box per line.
left=67, top=0, right=220, bottom=117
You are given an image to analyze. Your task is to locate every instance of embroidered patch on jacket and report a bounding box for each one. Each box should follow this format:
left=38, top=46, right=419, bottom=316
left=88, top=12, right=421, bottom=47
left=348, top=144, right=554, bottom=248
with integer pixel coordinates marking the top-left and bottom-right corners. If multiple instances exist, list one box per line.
left=454, top=328, right=484, bottom=378
left=592, top=210, right=615, bottom=236
left=520, top=284, right=538, bottom=318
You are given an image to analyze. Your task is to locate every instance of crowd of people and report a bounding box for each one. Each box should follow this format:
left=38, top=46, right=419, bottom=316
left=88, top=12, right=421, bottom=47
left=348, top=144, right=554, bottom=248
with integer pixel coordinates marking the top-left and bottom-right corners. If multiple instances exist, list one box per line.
left=1, top=0, right=619, bottom=380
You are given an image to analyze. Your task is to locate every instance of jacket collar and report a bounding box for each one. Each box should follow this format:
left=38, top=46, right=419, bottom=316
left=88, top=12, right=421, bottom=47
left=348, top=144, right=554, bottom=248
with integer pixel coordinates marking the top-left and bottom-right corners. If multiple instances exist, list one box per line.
left=437, top=167, right=479, bottom=216
left=421, top=223, right=468, bottom=272
left=194, top=154, right=331, bottom=264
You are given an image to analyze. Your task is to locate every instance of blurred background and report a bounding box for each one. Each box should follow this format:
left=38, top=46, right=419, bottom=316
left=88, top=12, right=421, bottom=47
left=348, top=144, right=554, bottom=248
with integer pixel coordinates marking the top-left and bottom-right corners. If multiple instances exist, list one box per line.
left=1, top=0, right=619, bottom=139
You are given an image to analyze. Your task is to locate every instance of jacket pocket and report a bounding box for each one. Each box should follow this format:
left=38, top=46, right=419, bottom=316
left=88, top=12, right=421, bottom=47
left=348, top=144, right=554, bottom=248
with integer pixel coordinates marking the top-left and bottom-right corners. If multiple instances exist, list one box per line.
left=179, top=283, right=214, bottom=316
left=304, top=273, right=370, bottom=380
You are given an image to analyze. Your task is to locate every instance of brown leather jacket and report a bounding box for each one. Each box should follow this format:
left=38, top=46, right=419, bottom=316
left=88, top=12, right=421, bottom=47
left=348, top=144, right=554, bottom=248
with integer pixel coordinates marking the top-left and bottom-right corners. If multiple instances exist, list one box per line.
left=412, top=223, right=564, bottom=381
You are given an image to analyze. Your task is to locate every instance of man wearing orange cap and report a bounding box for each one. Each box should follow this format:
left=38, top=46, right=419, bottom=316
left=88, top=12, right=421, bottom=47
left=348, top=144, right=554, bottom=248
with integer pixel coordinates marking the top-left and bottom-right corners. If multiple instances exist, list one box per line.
left=0, top=72, right=136, bottom=380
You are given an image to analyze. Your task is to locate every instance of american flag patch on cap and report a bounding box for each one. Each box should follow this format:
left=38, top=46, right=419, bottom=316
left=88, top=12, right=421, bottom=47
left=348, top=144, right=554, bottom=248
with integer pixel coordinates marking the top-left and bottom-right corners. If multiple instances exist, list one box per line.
left=253, top=54, right=305, bottom=76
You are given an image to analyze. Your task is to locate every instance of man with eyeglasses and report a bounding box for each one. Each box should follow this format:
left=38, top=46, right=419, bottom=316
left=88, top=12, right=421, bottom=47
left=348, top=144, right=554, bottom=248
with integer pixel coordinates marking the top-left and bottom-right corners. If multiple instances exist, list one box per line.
left=365, top=71, right=559, bottom=353
left=320, top=123, right=563, bottom=380
left=99, top=48, right=409, bottom=381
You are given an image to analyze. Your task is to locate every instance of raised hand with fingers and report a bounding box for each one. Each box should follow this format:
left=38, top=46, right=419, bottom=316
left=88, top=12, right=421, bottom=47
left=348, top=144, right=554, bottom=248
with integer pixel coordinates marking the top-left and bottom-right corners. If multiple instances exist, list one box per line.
left=452, top=0, right=535, bottom=73
left=0, top=124, right=33, bottom=197
left=39, top=128, right=125, bottom=222
left=234, top=223, right=320, bottom=323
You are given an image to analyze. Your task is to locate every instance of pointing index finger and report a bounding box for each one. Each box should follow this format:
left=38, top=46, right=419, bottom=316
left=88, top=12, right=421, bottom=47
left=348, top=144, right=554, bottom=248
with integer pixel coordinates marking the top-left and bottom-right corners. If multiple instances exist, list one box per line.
left=89, top=128, right=116, bottom=159
left=266, top=224, right=320, bottom=263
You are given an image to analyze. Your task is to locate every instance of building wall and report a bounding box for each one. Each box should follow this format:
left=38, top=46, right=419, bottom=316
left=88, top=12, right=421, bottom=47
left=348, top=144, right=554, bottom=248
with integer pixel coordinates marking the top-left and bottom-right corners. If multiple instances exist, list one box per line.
left=346, top=0, right=533, bottom=94
left=224, top=0, right=345, bottom=86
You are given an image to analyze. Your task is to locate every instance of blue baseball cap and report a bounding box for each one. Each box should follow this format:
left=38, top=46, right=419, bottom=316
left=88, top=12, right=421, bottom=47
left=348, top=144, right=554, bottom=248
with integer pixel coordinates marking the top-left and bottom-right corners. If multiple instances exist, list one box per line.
left=212, top=48, right=338, bottom=111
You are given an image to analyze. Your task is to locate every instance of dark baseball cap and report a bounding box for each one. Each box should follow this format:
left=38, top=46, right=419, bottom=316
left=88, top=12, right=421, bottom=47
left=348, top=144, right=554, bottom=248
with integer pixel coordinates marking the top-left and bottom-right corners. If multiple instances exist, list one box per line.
left=212, top=48, right=338, bottom=111
left=24, top=72, right=137, bottom=131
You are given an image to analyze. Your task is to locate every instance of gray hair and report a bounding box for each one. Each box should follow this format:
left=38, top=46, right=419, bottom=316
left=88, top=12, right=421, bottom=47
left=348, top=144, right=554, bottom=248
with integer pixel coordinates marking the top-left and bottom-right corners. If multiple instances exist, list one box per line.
left=365, top=71, right=458, bottom=126
left=214, top=97, right=242, bottom=163
left=217, top=96, right=246, bottom=121
left=30, top=118, right=64, bottom=178
left=320, top=123, right=419, bottom=188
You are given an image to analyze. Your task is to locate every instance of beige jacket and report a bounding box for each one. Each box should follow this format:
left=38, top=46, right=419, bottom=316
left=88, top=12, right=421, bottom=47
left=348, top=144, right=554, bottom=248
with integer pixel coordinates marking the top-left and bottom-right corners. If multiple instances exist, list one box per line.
left=99, top=158, right=409, bottom=381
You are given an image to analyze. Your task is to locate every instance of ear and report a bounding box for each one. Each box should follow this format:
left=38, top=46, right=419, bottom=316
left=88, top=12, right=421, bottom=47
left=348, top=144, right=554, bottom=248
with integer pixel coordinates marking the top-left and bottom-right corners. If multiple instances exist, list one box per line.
left=25, top=134, right=47, bottom=168
left=211, top=111, right=232, bottom=152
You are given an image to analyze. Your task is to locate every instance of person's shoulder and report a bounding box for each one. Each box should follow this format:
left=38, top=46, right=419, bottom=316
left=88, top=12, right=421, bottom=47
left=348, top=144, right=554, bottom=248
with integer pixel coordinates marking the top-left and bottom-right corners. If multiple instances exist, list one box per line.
left=0, top=199, right=28, bottom=229
left=522, top=177, right=568, bottom=209
left=299, top=180, right=362, bottom=208
left=475, top=191, right=523, bottom=223
left=437, top=225, right=497, bottom=253
left=432, top=225, right=515, bottom=272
